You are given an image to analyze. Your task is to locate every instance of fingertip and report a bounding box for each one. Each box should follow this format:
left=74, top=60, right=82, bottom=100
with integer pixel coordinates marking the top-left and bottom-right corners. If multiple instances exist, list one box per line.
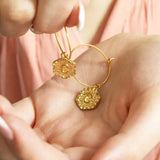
left=66, top=1, right=85, bottom=30
left=77, top=1, right=85, bottom=31
left=1, top=114, right=28, bottom=136
left=66, top=4, right=80, bottom=27
left=0, top=116, right=14, bottom=141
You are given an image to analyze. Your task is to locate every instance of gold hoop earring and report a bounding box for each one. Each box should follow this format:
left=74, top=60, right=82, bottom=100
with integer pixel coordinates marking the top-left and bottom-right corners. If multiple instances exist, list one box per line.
left=53, top=28, right=76, bottom=79
left=53, top=27, right=114, bottom=110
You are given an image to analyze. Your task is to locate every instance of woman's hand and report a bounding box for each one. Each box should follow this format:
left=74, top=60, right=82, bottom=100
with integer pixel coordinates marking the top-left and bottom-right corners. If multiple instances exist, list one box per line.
left=0, top=0, right=86, bottom=36
left=0, top=33, right=160, bottom=160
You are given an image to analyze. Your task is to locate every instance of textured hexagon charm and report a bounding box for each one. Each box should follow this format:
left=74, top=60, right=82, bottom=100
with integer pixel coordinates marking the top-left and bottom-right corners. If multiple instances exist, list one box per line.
left=53, top=58, right=76, bottom=79
left=76, top=87, right=101, bottom=110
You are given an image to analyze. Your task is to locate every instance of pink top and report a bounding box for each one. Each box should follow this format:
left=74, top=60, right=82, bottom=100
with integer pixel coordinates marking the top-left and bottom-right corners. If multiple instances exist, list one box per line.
left=0, top=0, right=160, bottom=103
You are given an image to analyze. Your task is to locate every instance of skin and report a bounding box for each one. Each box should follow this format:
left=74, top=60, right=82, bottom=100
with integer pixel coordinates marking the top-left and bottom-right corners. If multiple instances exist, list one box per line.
left=0, top=34, right=160, bottom=160
left=0, top=0, right=112, bottom=40
left=0, top=0, right=87, bottom=36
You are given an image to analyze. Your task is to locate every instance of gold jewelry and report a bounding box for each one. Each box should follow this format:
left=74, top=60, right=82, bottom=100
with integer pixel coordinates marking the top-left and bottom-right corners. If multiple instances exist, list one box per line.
left=53, top=27, right=114, bottom=110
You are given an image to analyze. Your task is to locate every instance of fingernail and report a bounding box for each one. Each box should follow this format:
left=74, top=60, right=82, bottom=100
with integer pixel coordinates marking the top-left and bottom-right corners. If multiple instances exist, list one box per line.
left=30, top=26, right=42, bottom=34
left=77, top=1, right=85, bottom=31
left=0, top=116, right=13, bottom=140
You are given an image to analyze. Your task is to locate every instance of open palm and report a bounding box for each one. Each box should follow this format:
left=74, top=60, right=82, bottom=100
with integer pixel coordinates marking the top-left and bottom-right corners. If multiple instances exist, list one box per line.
left=0, top=34, right=160, bottom=160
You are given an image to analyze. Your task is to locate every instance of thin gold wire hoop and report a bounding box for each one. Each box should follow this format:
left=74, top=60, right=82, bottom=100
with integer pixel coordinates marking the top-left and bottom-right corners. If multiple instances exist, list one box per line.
left=71, top=44, right=113, bottom=88
left=54, top=27, right=114, bottom=88
left=55, top=27, right=72, bottom=57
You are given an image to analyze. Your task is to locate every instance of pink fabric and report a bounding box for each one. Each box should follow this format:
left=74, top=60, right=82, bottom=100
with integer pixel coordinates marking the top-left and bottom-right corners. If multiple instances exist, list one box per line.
left=101, top=0, right=160, bottom=40
left=0, top=0, right=160, bottom=103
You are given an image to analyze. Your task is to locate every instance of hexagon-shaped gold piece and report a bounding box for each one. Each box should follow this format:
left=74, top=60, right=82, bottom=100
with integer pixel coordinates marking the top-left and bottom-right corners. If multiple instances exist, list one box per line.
left=76, top=87, right=101, bottom=110
left=53, top=58, right=76, bottom=79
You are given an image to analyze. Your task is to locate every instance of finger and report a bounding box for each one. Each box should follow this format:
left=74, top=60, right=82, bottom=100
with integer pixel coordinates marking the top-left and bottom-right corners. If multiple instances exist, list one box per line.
left=0, top=123, right=16, bottom=160
left=66, top=1, right=85, bottom=31
left=0, top=95, right=34, bottom=126
left=0, top=96, right=17, bottom=160
left=92, top=87, right=160, bottom=160
left=33, top=0, right=78, bottom=33
left=66, top=3, right=80, bottom=28
left=0, top=0, right=36, bottom=36
left=76, top=1, right=85, bottom=31
left=0, top=114, right=68, bottom=160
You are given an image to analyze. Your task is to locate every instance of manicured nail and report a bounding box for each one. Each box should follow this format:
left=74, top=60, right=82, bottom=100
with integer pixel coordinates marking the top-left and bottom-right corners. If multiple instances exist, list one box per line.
left=77, top=1, right=85, bottom=31
left=0, top=116, right=13, bottom=140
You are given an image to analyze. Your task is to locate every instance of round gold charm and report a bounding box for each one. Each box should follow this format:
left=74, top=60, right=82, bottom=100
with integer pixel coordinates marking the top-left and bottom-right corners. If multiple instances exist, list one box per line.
left=53, top=58, right=76, bottom=79
left=76, top=87, right=101, bottom=110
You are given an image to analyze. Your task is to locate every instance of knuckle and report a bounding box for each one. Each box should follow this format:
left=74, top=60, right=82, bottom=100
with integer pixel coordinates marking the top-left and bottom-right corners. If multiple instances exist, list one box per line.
left=5, top=3, right=35, bottom=24
left=0, top=1, right=35, bottom=36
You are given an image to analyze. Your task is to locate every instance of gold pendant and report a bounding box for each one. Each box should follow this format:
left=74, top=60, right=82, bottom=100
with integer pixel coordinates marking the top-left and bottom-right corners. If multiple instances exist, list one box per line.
left=53, top=57, right=76, bottom=79
left=76, top=87, right=101, bottom=110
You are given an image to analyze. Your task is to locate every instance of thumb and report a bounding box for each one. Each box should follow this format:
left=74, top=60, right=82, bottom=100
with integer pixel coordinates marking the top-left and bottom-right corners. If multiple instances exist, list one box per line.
left=92, top=88, right=160, bottom=160
left=0, top=114, right=68, bottom=160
